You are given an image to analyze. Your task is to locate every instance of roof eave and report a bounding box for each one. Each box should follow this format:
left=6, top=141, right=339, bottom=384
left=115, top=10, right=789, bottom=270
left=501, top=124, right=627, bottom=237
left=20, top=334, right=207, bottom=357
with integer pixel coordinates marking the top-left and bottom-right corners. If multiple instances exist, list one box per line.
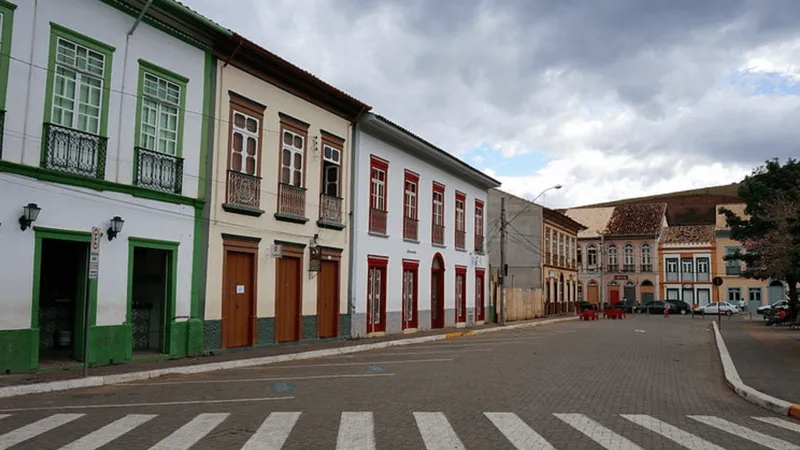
left=359, top=113, right=501, bottom=189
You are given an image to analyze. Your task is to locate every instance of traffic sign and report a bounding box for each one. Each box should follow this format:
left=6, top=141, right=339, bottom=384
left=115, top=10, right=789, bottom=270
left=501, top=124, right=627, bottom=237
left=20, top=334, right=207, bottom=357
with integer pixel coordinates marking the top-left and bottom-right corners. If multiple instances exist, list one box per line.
left=89, top=227, right=101, bottom=280
left=712, top=276, right=723, bottom=287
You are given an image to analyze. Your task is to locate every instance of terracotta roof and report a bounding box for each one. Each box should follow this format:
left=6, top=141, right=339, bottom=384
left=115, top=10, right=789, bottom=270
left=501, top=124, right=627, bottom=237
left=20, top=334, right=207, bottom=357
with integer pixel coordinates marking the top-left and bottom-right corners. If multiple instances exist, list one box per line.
left=543, top=207, right=587, bottom=233
left=563, top=207, right=615, bottom=239
left=660, top=225, right=715, bottom=244
left=603, top=203, right=667, bottom=236
left=716, top=203, right=748, bottom=229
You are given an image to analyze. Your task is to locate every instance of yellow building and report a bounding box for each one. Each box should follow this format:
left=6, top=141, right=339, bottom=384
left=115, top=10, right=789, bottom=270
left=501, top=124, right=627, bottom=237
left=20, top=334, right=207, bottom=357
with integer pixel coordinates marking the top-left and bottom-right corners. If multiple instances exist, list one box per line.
left=542, top=208, right=586, bottom=314
left=714, top=203, right=786, bottom=308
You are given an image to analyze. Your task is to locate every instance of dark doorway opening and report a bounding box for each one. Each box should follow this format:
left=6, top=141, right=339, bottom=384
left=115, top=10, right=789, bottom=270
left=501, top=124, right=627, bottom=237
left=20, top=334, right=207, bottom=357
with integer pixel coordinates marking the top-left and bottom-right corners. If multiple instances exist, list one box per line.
left=37, top=238, right=89, bottom=364
left=131, top=247, right=171, bottom=355
left=430, top=253, right=445, bottom=329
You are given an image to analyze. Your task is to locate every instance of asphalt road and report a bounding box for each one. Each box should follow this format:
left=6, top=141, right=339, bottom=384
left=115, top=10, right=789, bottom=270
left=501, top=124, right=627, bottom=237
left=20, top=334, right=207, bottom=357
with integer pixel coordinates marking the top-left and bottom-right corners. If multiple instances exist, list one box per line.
left=1, top=315, right=799, bottom=449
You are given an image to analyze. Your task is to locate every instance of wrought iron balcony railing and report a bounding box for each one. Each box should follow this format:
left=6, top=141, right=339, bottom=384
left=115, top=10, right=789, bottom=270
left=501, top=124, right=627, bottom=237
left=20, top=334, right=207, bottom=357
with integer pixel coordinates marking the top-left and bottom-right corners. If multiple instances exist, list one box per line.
left=455, top=230, right=466, bottom=249
left=42, top=123, right=107, bottom=179
left=432, top=224, right=445, bottom=245
left=277, top=183, right=306, bottom=218
left=319, top=193, right=343, bottom=225
left=403, top=216, right=418, bottom=241
left=134, top=147, right=184, bottom=194
left=641, top=264, right=653, bottom=273
left=622, top=264, right=636, bottom=272
left=666, top=272, right=679, bottom=282
left=226, top=170, right=261, bottom=209
left=474, top=235, right=484, bottom=253
left=369, top=208, right=387, bottom=235
left=696, top=272, right=710, bottom=282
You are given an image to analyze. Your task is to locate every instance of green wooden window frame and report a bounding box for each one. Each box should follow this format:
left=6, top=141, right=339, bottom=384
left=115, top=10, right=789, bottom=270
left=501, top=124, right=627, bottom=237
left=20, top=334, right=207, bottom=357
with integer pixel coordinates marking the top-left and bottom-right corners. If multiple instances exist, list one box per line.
left=42, top=23, right=115, bottom=136
left=0, top=0, right=17, bottom=111
left=748, top=287, right=761, bottom=303
left=134, top=59, right=188, bottom=156
left=126, top=236, right=179, bottom=353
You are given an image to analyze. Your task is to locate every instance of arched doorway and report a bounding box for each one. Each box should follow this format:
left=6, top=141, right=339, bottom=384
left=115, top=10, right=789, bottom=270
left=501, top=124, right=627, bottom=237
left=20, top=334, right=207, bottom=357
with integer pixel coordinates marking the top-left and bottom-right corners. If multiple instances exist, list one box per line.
left=430, top=253, right=446, bottom=328
left=559, top=274, right=565, bottom=314
left=768, top=280, right=785, bottom=304
left=608, top=281, right=620, bottom=304
left=640, top=280, right=654, bottom=304
left=587, top=280, right=599, bottom=304
left=624, top=281, right=636, bottom=304
left=577, top=281, right=584, bottom=303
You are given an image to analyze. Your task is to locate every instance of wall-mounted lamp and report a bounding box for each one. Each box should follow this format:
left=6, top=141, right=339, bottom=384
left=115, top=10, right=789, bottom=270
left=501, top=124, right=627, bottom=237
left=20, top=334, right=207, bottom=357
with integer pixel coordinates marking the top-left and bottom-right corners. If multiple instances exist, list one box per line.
left=107, top=216, right=125, bottom=241
left=18, top=203, right=41, bottom=231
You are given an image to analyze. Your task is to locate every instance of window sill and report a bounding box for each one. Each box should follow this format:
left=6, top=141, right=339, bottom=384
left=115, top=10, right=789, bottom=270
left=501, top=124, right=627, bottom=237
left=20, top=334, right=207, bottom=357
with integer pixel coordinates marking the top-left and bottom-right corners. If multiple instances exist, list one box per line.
left=455, top=247, right=467, bottom=253
left=317, top=219, right=345, bottom=230
left=403, top=238, right=419, bottom=244
left=432, top=243, right=446, bottom=249
left=368, top=231, right=389, bottom=239
left=274, top=212, right=309, bottom=224
left=222, top=203, right=264, bottom=217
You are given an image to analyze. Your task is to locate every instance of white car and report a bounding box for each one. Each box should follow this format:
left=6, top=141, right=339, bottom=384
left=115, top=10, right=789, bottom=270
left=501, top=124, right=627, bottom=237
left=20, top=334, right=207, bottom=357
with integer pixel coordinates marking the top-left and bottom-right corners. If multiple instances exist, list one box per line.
left=700, top=301, right=740, bottom=316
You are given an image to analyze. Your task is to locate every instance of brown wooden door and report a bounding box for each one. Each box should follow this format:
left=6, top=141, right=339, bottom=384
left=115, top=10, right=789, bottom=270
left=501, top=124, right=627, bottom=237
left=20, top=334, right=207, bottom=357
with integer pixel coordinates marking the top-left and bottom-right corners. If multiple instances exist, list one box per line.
left=275, top=256, right=301, bottom=343
left=222, top=251, right=255, bottom=348
left=455, top=271, right=466, bottom=323
left=475, top=271, right=485, bottom=321
left=402, top=266, right=418, bottom=329
left=316, top=260, right=339, bottom=339
left=366, top=264, right=386, bottom=333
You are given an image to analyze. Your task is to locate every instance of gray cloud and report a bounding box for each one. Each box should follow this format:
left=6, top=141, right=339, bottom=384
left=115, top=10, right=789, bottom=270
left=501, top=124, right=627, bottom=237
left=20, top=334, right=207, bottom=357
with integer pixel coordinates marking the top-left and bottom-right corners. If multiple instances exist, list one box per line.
left=181, top=0, right=800, bottom=206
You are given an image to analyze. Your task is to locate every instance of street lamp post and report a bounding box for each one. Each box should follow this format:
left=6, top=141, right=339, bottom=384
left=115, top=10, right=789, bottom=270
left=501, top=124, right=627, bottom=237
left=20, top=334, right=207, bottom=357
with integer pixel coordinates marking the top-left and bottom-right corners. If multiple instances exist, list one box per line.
left=499, top=184, right=563, bottom=326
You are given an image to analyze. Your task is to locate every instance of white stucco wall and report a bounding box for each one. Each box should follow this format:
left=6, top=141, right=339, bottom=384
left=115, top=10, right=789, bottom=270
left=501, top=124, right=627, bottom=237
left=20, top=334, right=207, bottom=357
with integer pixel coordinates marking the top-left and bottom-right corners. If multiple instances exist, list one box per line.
left=0, top=173, right=195, bottom=330
left=351, top=130, right=490, bottom=333
left=661, top=248, right=713, bottom=304
left=4, top=0, right=207, bottom=198
left=204, top=63, right=352, bottom=322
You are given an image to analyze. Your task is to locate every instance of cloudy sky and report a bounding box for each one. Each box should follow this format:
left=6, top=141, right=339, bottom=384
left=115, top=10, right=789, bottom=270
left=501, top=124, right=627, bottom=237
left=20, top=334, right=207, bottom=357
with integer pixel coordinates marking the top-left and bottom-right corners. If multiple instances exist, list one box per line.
left=182, top=0, right=800, bottom=208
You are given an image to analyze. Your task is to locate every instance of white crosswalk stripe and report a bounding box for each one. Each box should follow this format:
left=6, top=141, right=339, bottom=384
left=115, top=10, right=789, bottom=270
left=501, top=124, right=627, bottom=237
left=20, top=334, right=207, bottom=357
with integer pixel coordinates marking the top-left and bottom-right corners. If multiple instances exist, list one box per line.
left=688, top=415, right=800, bottom=450
left=554, top=413, right=644, bottom=450
left=0, top=413, right=84, bottom=450
left=242, top=412, right=301, bottom=450
left=59, top=414, right=156, bottom=450
left=148, top=413, right=229, bottom=450
left=336, top=412, right=376, bottom=450
left=413, top=412, right=466, bottom=450
left=753, top=416, right=800, bottom=434
left=0, top=410, right=798, bottom=448
left=484, top=412, right=556, bottom=450
left=620, top=414, right=725, bottom=450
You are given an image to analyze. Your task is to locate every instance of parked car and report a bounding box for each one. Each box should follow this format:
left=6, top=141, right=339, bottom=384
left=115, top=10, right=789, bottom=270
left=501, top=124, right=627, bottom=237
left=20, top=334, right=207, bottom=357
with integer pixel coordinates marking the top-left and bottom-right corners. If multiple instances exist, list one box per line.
left=635, top=300, right=668, bottom=314
left=698, top=301, right=740, bottom=316
left=578, top=301, right=598, bottom=312
left=756, top=300, right=789, bottom=315
left=666, top=300, right=692, bottom=315
left=606, top=300, right=636, bottom=313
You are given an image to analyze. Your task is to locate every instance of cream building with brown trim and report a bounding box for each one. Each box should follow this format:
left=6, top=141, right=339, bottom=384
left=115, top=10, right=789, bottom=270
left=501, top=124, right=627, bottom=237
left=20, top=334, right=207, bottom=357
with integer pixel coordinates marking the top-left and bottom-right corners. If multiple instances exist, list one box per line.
left=542, top=208, right=586, bottom=314
left=564, top=207, right=615, bottom=305
left=203, top=34, right=370, bottom=351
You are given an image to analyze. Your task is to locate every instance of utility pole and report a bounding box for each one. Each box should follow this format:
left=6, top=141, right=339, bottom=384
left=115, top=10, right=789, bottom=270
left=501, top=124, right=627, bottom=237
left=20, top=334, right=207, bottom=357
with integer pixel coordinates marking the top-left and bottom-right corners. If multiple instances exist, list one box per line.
left=599, top=232, right=605, bottom=311
left=499, top=197, right=507, bottom=326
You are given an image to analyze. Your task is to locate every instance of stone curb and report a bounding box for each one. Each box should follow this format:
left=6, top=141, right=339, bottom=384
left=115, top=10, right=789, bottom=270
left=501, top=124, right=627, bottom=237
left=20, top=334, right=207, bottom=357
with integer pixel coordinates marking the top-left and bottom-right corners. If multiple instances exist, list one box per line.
left=0, top=316, right=577, bottom=399
left=711, top=321, right=799, bottom=418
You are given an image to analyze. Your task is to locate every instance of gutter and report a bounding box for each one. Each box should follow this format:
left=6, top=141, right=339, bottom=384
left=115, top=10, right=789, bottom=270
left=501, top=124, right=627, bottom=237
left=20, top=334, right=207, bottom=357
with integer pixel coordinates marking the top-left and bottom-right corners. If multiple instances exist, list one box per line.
left=128, top=0, right=154, bottom=35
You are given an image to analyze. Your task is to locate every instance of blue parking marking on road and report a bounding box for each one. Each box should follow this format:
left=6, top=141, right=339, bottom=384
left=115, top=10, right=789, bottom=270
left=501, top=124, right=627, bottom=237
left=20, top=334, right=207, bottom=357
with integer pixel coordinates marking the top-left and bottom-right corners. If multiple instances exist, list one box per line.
left=270, top=382, right=295, bottom=393
left=367, top=365, right=388, bottom=373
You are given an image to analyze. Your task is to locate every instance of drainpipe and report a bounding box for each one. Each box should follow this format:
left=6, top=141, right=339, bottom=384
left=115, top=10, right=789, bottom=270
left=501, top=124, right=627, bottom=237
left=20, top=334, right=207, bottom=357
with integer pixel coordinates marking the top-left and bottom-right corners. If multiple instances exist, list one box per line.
left=127, top=0, right=154, bottom=36
left=21, top=0, right=40, bottom=164
left=196, top=55, right=217, bottom=321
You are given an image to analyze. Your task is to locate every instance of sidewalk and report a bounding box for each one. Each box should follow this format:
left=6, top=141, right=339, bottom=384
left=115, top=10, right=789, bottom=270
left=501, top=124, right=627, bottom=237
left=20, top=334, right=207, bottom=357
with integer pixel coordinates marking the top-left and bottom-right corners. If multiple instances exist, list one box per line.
left=0, top=317, right=570, bottom=389
left=719, top=318, right=800, bottom=405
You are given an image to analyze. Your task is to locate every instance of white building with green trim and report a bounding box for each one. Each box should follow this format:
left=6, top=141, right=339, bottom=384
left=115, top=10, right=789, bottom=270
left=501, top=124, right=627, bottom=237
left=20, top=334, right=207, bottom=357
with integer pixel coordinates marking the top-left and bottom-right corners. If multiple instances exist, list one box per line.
left=0, top=0, right=227, bottom=372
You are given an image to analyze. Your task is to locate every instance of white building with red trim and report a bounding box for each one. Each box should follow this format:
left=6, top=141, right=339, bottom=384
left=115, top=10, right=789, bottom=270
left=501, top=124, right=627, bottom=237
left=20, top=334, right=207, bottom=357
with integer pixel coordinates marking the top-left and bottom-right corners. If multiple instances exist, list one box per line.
left=349, top=113, right=501, bottom=337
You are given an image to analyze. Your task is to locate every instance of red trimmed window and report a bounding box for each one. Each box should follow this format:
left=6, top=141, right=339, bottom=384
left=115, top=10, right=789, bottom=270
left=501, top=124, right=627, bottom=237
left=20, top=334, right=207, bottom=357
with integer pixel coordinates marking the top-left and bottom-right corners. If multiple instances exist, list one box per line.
left=455, top=191, right=466, bottom=249
left=432, top=182, right=445, bottom=245
left=403, top=170, right=419, bottom=241
left=455, top=265, right=467, bottom=323
left=474, top=199, right=485, bottom=253
left=369, top=156, right=388, bottom=234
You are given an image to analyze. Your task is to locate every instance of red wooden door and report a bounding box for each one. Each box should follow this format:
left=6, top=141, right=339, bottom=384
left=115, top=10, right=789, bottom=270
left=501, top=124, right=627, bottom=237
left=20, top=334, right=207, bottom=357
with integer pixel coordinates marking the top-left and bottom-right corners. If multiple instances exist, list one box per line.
left=609, top=288, right=620, bottom=304
left=366, top=261, right=387, bottom=333
left=431, top=254, right=445, bottom=329
left=222, top=251, right=255, bottom=348
left=402, top=260, right=418, bottom=329
left=455, top=266, right=467, bottom=323
left=316, top=260, right=339, bottom=338
left=276, top=256, right=301, bottom=342
left=475, top=269, right=485, bottom=322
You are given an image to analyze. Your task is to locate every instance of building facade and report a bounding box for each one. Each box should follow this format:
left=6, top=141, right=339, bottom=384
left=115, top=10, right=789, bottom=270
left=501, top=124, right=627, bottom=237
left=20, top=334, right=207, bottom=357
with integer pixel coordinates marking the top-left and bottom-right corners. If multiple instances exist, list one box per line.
left=715, top=203, right=784, bottom=307
left=202, top=35, right=370, bottom=350
left=350, top=114, right=500, bottom=336
left=564, top=207, right=615, bottom=305
left=541, top=208, right=586, bottom=314
left=599, top=203, right=667, bottom=305
left=0, top=0, right=220, bottom=372
left=658, top=225, right=715, bottom=307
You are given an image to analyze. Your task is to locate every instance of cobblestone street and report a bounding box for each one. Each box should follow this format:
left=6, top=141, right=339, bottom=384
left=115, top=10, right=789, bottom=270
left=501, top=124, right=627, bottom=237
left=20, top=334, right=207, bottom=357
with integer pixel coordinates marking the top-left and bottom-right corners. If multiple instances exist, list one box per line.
left=1, top=316, right=798, bottom=449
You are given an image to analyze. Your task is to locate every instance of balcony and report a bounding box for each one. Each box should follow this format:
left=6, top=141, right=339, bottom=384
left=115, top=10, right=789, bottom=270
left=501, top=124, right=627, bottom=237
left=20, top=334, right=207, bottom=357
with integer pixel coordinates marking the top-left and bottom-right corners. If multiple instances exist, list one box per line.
left=726, top=265, right=741, bottom=276
left=696, top=272, right=710, bottom=282
left=369, top=208, right=387, bottom=235
left=0, top=110, right=4, bottom=157
left=622, top=264, right=635, bottom=272
left=275, top=183, right=307, bottom=222
left=432, top=224, right=445, bottom=246
left=318, top=193, right=343, bottom=229
left=681, top=272, right=694, bottom=282
left=666, top=272, right=679, bottom=282
left=560, top=256, right=565, bottom=267
left=134, top=147, right=183, bottom=194
left=455, top=230, right=466, bottom=250
left=403, top=217, right=418, bottom=241
left=223, top=170, right=262, bottom=216
left=546, top=252, right=553, bottom=265
left=641, top=264, right=653, bottom=273
left=41, top=123, right=107, bottom=179
left=474, top=235, right=484, bottom=253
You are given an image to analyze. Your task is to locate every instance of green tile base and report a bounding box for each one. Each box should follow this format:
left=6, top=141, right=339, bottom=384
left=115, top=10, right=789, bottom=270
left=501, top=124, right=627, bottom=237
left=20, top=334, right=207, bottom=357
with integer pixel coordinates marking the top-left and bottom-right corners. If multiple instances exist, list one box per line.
left=0, top=328, right=38, bottom=373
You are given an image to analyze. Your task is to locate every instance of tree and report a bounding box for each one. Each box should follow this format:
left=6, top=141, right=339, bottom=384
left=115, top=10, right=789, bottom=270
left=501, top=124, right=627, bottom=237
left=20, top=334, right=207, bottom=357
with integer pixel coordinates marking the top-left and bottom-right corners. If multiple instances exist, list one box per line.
left=719, top=158, right=800, bottom=322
